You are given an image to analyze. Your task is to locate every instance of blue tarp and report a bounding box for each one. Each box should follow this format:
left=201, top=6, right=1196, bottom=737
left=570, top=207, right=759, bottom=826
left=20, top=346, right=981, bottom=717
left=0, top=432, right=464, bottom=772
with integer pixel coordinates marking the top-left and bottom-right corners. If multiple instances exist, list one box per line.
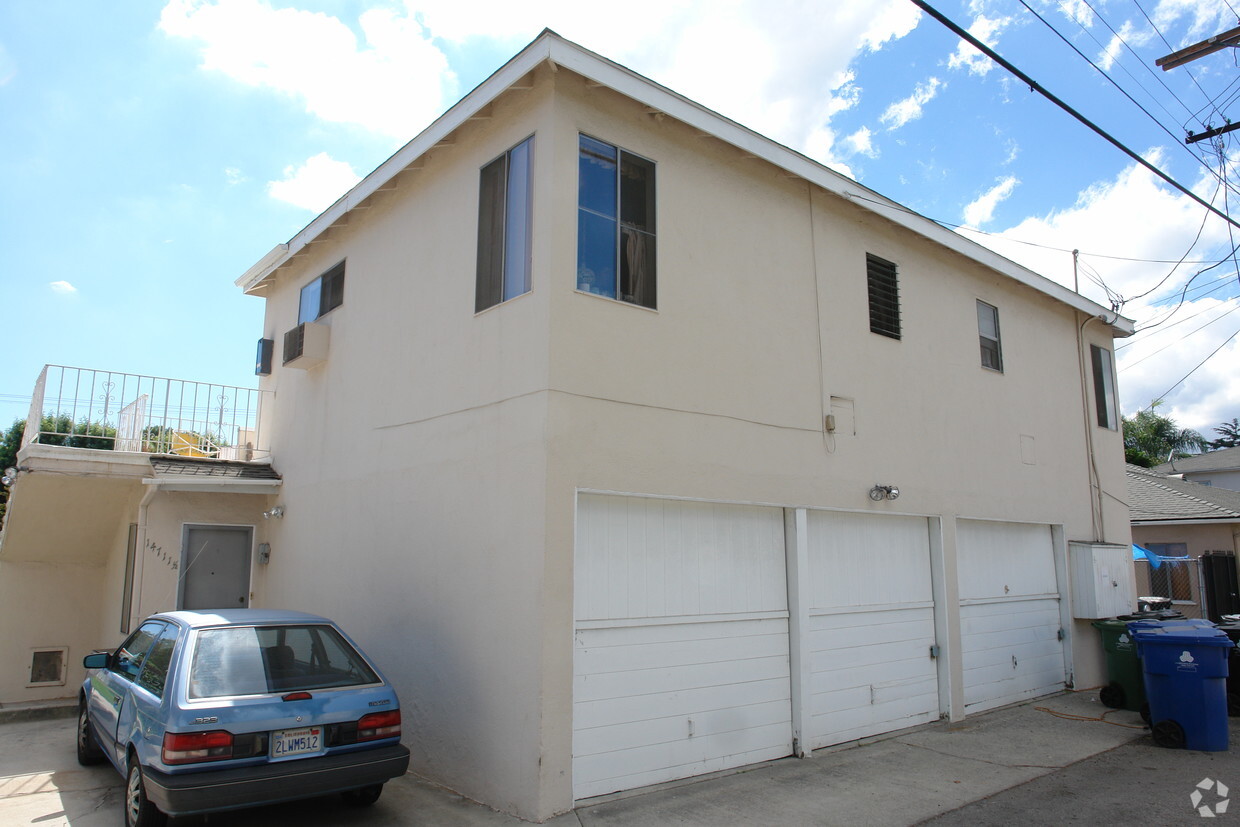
left=1132, top=544, right=1191, bottom=570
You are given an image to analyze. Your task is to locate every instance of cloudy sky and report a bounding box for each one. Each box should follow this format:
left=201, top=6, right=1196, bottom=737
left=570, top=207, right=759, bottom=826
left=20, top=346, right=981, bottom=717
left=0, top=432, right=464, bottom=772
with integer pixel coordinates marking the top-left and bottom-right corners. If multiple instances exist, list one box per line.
left=2, top=0, right=1238, bottom=439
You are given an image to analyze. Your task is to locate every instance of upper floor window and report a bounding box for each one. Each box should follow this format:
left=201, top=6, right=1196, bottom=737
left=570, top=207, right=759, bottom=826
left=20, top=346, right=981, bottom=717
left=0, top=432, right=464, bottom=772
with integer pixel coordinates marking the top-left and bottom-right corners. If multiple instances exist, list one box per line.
left=977, top=300, right=1003, bottom=372
left=476, top=137, right=533, bottom=312
left=1090, top=344, right=1118, bottom=429
left=577, top=135, right=656, bottom=309
left=866, top=254, right=900, bottom=339
left=299, top=261, right=345, bottom=324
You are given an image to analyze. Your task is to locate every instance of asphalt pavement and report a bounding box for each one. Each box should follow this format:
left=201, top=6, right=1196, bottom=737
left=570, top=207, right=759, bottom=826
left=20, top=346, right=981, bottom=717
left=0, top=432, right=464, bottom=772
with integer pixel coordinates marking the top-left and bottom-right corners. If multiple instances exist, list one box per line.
left=0, top=691, right=1233, bottom=825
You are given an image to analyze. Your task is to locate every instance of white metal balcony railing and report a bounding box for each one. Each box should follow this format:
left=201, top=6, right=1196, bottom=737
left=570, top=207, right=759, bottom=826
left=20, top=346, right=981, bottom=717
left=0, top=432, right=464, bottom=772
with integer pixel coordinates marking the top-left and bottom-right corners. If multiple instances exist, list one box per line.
left=23, top=365, right=272, bottom=461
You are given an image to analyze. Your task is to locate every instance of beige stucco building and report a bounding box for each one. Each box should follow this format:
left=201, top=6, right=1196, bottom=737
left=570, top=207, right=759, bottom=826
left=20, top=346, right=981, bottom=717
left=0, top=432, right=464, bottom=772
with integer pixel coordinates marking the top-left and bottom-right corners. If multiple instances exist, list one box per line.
left=1, top=32, right=1139, bottom=822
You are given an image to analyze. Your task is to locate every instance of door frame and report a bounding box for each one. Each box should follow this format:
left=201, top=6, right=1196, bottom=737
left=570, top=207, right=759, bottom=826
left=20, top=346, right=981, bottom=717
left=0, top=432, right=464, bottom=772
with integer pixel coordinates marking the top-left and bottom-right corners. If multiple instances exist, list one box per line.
left=177, top=523, right=255, bottom=611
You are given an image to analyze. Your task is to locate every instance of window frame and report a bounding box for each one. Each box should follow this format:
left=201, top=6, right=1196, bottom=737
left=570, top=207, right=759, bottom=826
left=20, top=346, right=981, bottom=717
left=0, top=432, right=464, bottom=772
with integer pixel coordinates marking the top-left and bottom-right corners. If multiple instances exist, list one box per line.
left=476, top=136, right=534, bottom=313
left=866, top=253, right=901, bottom=340
left=298, top=261, right=346, bottom=325
left=976, top=299, right=1003, bottom=372
left=576, top=133, right=657, bottom=309
left=1090, top=344, right=1118, bottom=430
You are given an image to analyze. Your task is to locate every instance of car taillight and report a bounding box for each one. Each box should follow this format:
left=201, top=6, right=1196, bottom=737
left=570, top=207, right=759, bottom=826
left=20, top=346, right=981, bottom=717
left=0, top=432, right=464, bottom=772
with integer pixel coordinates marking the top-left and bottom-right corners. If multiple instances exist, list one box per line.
left=356, top=710, right=400, bottom=742
left=162, top=730, right=235, bottom=764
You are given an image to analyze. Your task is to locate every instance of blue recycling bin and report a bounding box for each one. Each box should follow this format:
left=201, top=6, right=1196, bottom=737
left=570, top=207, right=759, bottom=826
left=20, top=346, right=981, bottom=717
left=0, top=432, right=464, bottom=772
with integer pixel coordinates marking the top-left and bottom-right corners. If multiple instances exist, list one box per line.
left=1130, top=623, right=1235, bottom=751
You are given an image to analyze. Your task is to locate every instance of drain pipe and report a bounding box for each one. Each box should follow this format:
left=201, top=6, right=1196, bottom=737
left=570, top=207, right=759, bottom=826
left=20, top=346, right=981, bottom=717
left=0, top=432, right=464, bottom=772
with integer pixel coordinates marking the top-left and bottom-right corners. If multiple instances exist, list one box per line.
left=133, top=484, right=159, bottom=630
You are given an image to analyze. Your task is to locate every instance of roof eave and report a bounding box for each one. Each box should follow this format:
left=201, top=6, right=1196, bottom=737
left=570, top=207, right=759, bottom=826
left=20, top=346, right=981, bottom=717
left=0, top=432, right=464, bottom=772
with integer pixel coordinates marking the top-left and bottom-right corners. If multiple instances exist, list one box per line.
left=235, top=30, right=1134, bottom=336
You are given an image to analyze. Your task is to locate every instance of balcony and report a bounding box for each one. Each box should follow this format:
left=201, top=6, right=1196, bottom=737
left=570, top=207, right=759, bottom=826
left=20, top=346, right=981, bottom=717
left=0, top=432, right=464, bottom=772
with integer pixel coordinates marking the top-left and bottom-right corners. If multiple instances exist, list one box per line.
left=22, top=365, right=272, bottom=461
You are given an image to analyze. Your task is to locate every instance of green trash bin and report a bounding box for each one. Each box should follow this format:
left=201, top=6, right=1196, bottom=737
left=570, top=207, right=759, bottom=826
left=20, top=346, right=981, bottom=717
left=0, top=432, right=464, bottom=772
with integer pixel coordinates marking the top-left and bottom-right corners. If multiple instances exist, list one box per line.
left=1093, top=619, right=1145, bottom=710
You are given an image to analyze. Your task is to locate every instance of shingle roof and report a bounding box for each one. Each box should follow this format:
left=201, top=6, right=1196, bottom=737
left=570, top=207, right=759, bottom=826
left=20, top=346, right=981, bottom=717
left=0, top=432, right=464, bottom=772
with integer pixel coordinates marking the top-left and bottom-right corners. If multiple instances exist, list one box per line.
left=1126, top=464, right=1240, bottom=522
left=1154, top=446, right=1240, bottom=475
left=149, top=456, right=281, bottom=480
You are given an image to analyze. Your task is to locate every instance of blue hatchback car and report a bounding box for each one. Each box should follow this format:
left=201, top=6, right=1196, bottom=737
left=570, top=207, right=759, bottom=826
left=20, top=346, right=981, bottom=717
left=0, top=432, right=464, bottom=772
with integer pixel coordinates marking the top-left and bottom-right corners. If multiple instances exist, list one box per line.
left=77, top=609, right=410, bottom=827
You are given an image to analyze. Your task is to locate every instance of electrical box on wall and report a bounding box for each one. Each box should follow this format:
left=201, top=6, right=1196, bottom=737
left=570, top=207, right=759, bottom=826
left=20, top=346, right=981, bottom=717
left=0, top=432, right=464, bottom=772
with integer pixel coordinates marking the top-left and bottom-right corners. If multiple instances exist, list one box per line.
left=1069, top=542, right=1137, bottom=619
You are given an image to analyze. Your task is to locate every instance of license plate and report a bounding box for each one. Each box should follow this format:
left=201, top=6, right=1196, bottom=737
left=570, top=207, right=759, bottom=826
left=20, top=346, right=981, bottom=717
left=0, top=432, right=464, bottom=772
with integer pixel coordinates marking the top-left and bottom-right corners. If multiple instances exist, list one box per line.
left=271, top=726, right=322, bottom=758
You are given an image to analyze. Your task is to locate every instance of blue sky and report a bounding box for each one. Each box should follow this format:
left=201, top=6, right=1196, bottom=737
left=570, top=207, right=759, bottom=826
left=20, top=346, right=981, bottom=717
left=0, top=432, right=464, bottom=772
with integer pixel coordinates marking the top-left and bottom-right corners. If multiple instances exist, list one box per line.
left=2, top=0, right=1239, bottom=439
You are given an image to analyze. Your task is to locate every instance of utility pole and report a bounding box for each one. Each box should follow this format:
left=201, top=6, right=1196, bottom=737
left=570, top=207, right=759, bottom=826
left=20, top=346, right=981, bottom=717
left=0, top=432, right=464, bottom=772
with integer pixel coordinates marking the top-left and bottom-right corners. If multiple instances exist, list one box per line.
left=1155, top=25, right=1240, bottom=71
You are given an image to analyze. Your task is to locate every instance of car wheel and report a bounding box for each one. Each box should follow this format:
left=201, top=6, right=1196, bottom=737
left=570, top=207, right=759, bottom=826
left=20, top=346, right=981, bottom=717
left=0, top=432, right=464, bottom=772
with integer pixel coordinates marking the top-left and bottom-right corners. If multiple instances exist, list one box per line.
left=125, top=761, right=167, bottom=827
left=75, top=704, right=105, bottom=766
left=341, top=784, right=384, bottom=806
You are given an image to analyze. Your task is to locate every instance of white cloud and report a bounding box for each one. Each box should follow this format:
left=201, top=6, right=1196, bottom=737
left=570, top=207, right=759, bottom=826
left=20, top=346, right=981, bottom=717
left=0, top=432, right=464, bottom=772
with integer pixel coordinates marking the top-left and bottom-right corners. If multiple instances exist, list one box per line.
left=267, top=152, right=361, bottom=212
left=880, top=78, right=943, bottom=131
left=962, top=176, right=1019, bottom=226
left=49, top=281, right=77, bottom=295
left=1099, top=20, right=1151, bottom=71
left=844, top=126, right=878, bottom=158
left=946, top=15, right=1010, bottom=76
left=225, top=167, right=245, bottom=185
left=159, top=0, right=455, bottom=140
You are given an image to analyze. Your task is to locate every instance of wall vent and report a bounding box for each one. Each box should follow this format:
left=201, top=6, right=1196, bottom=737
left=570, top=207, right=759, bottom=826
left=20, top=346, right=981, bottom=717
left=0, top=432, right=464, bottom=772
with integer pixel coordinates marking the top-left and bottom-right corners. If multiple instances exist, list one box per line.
left=28, top=647, right=67, bottom=686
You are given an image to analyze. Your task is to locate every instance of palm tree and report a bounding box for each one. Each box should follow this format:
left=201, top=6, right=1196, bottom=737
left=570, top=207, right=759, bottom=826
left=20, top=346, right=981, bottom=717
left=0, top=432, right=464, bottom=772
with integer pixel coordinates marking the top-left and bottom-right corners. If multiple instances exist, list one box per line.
left=1123, top=402, right=1206, bottom=466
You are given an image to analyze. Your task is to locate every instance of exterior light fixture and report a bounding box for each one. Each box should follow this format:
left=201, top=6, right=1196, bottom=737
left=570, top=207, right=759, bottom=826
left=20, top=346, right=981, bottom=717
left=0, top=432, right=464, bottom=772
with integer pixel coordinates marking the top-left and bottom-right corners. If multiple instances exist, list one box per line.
left=262, top=505, right=285, bottom=519
left=2, top=467, right=19, bottom=487
left=869, top=484, right=900, bottom=502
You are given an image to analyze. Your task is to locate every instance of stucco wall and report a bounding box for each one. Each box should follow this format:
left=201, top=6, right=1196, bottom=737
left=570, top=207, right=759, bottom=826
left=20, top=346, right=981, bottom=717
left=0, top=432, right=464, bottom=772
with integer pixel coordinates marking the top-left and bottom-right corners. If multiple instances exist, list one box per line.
left=246, top=66, right=1130, bottom=820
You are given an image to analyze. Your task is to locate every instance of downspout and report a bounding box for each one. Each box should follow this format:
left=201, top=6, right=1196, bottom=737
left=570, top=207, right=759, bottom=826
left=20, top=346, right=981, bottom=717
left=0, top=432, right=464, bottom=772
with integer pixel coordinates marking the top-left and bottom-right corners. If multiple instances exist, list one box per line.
left=1076, top=312, right=1105, bottom=543
left=133, top=484, right=159, bottom=630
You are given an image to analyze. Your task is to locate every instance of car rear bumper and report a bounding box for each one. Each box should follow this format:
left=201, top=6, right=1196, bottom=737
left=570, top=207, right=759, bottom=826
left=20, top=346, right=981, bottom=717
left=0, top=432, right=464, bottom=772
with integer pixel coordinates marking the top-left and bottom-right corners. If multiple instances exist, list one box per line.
left=141, top=743, right=411, bottom=816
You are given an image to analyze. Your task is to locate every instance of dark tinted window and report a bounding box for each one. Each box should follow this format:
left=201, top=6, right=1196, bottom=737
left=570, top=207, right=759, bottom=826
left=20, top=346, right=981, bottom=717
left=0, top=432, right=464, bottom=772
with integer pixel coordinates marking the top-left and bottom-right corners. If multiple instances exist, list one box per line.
left=112, top=622, right=164, bottom=681
left=189, top=624, right=380, bottom=698
left=137, top=624, right=179, bottom=698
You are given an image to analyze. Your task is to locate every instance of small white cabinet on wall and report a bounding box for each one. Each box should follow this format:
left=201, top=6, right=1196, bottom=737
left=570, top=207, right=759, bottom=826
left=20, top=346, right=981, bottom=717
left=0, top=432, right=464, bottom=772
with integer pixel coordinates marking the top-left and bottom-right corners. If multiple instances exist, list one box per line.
left=1069, top=542, right=1137, bottom=619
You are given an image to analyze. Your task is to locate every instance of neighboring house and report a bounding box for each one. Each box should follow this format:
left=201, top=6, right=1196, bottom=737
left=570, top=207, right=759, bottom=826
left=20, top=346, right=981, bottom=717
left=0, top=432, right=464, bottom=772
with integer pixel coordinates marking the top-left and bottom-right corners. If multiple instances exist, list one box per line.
left=1128, top=464, right=1240, bottom=620
left=2, top=32, right=1138, bottom=822
left=1155, top=446, right=1240, bottom=492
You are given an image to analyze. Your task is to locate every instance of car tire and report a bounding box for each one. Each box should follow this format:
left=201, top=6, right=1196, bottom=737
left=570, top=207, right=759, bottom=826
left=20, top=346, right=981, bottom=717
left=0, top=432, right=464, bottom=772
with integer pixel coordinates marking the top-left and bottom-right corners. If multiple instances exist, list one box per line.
left=125, top=761, right=168, bottom=827
left=75, top=704, right=105, bottom=766
left=341, top=784, right=384, bottom=806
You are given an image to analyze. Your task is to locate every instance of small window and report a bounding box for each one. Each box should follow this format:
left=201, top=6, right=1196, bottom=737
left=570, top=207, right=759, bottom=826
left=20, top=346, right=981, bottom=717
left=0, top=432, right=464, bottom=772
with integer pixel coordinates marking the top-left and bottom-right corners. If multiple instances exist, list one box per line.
left=476, top=137, right=534, bottom=312
left=111, top=622, right=164, bottom=681
left=977, top=300, right=1002, bottom=372
left=1090, top=345, right=1118, bottom=429
left=298, top=261, right=345, bottom=324
left=866, top=254, right=900, bottom=339
left=137, top=624, right=179, bottom=698
left=29, top=648, right=67, bottom=686
left=577, top=135, right=656, bottom=309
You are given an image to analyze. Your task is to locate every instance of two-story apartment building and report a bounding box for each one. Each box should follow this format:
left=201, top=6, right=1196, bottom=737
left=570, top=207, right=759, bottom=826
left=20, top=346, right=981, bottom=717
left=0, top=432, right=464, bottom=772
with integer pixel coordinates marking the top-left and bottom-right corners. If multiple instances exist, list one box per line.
left=2, top=31, right=1134, bottom=822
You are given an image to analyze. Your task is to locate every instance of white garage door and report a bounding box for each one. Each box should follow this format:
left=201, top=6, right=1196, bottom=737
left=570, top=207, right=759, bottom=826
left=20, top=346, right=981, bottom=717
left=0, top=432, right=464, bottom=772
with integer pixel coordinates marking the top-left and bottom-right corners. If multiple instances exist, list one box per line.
left=957, top=520, right=1065, bottom=713
left=805, top=511, right=940, bottom=749
left=573, top=495, right=792, bottom=800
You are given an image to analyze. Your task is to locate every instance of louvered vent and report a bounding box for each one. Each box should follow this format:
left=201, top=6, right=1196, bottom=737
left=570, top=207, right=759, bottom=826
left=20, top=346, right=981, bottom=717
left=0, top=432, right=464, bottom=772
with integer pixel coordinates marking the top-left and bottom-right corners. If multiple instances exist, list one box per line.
left=866, top=254, right=901, bottom=340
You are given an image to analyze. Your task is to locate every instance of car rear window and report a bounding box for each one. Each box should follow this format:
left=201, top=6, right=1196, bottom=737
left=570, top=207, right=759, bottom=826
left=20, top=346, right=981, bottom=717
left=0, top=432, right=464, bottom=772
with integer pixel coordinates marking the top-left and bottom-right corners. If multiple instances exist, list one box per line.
left=188, top=624, right=381, bottom=699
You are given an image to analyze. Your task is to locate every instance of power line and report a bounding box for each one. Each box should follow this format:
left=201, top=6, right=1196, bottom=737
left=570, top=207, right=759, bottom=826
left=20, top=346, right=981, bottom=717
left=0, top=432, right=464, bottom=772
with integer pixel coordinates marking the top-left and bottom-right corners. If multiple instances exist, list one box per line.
left=1143, top=326, right=1240, bottom=407
left=910, top=0, right=1240, bottom=230
left=1119, top=301, right=1240, bottom=369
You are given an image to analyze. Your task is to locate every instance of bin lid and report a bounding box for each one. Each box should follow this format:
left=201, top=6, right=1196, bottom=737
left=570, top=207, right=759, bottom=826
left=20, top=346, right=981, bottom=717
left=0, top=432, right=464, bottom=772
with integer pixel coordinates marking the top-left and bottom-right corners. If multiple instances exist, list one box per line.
left=1128, top=624, right=1236, bottom=647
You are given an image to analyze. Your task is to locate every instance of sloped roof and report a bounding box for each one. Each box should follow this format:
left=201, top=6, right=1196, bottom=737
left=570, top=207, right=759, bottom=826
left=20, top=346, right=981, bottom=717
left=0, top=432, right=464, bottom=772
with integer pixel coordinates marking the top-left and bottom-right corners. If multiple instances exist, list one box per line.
left=235, top=30, right=1133, bottom=338
left=1126, top=464, right=1240, bottom=523
left=150, top=457, right=281, bottom=480
left=1155, top=446, right=1240, bottom=475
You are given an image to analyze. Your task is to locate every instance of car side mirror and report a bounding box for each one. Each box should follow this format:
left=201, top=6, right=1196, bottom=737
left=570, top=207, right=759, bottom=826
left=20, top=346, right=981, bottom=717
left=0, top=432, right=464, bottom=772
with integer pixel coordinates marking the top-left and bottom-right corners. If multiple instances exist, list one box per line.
left=83, top=652, right=109, bottom=669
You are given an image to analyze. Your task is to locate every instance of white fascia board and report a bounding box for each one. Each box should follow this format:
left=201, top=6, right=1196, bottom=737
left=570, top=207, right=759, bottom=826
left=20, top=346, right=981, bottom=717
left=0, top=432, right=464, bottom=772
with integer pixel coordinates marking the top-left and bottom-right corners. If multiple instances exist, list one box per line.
left=142, top=477, right=282, bottom=495
left=235, top=31, right=1135, bottom=337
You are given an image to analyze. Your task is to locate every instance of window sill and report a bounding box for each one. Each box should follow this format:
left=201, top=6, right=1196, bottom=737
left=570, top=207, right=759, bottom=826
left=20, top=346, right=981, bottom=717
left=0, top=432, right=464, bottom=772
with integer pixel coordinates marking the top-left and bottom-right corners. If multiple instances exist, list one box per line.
left=573, top=289, right=659, bottom=313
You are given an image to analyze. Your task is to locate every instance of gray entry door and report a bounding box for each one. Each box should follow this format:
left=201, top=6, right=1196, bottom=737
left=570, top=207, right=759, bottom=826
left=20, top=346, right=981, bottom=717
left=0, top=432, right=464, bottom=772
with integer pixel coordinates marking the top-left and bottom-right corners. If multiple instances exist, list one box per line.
left=180, top=526, right=252, bottom=610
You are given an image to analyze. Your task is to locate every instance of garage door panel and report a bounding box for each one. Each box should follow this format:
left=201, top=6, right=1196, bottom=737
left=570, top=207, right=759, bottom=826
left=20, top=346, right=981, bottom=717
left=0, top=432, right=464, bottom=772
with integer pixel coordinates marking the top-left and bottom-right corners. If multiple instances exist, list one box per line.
left=574, top=495, right=792, bottom=800
left=573, top=722, right=793, bottom=801
left=575, top=650, right=791, bottom=704
left=576, top=495, right=787, bottom=622
left=575, top=624, right=788, bottom=675
left=804, top=512, right=941, bottom=750
left=574, top=698, right=793, bottom=756
left=956, top=520, right=1058, bottom=600
left=575, top=675, right=792, bottom=730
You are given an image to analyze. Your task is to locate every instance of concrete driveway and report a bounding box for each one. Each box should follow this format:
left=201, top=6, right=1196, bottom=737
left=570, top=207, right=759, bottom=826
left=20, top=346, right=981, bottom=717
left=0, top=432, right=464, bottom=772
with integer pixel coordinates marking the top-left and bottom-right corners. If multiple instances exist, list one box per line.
left=1, top=692, right=1233, bottom=825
